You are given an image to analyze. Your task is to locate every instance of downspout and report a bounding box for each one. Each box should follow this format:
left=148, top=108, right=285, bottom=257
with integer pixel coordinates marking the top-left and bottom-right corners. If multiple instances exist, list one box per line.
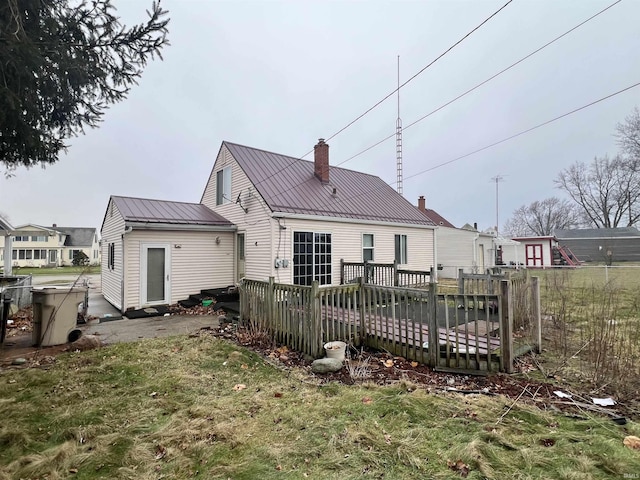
left=472, top=233, right=479, bottom=274
left=433, top=227, right=438, bottom=282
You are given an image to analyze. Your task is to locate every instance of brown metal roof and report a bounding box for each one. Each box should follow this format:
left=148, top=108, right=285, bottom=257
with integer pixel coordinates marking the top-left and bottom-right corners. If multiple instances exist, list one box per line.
left=111, top=196, right=233, bottom=226
left=224, top=142, right=435, bottom=226
left=420, top=209, right=456, bottom=228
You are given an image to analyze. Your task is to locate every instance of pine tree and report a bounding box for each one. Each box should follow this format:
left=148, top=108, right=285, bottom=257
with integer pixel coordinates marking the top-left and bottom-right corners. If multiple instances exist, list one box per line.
left=0, top=0, right=170, bottom=171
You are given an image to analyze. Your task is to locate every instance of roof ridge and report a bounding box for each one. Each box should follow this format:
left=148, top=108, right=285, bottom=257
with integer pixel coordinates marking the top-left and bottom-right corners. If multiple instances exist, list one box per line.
left=223, top=141, right=384, bottom=179
left=112, top=195, right=203, bottom=206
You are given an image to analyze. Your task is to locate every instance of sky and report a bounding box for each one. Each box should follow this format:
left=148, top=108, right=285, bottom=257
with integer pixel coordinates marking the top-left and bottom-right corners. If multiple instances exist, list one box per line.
left=2, top=0, right=640, bottom=233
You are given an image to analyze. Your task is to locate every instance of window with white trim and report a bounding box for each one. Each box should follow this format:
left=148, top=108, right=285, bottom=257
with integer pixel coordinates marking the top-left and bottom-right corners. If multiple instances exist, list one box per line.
left=362, top=234, right=374, bottom=262
left=293, top=231, right=332, bottom=286
left=216, top=166, right=232, bottom=205
left=395, top=234, right=408, bottom=265
left=108, top=243, right=115, bottom=270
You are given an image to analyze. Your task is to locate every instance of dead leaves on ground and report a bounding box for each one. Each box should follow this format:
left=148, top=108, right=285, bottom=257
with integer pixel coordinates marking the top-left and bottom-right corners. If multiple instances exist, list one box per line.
left=447, top=459, right=470, bottom=477
left=624, top=435, right=640, bottom=450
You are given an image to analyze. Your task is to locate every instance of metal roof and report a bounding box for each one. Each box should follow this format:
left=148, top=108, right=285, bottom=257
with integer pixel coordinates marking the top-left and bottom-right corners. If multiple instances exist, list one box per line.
left=111, top=196, right=233, bottom=226
left=224, top=142, right=435, bottom=226
left=420, top=208, right=455, bottom=228
left=555, top=227, right=640, bottom=239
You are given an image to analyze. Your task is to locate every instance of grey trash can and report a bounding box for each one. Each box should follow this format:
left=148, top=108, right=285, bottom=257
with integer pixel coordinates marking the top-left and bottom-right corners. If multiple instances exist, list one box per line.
left=32, top=287, right=87, bottom=347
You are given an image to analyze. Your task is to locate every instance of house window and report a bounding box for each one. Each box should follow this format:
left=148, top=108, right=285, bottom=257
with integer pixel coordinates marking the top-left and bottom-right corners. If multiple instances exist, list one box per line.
left=362, top=234, right=374, bottom=262
left=395, top=234, right=408, bottom=265
left=33, top=249, right=46, bottom=260
left=31, top=236, right=47, bottom=242
left=293, top=231, right=332, bottom=286
left=108, top=243, right=115, bottom=270
left=216, top=166, right=232, bottom=205
left=12, top=250, right=17, bottom=260
left=13, top=236, right=28, bottom=242
left=49, top=250, right=57, bottom=263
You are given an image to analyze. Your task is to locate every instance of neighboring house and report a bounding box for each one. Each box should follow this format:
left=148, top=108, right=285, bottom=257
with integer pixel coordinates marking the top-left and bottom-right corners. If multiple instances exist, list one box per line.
left=101, top=139, right=437, bottom=311
left=101, top=196, right=236, bottom=312
left=0, top=216, right=14, bottom=275
left=554, top=227, right=640, bottom=262
left=416, top=196, right=496, bottom=278
left=0, top=224, right=100, bottom=268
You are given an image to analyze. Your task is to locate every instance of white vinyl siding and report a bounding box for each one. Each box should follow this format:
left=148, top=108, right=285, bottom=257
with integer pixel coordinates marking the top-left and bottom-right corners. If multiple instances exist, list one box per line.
left=101, top=200, right=126, bottom=310
left=274, top=217, right=435, bottom=286
left=202, top=144, right=273, bottom=282
left=123, top=230, right=234, bottom=310
left=436, top=228, right=497, bottom=278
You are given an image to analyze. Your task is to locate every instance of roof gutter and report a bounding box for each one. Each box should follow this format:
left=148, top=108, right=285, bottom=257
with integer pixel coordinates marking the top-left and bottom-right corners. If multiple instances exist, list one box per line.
left=125, top=222, right=237, bottom=232
left=271, top=212, right=436, bottom=230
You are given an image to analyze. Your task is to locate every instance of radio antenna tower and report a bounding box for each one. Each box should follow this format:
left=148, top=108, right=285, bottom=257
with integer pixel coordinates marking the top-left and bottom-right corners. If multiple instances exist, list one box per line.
left=396, top=55, right=403, bottom=196
left=491, top=174, right=505, bottom=235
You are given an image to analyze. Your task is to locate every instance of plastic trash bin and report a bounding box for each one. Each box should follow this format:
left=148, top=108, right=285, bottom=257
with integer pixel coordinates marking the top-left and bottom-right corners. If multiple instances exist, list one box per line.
left=32, top=287, right=87, bottom=347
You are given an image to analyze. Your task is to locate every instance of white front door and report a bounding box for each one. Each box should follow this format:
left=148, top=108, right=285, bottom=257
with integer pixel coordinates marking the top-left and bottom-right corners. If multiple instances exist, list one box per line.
left=236, top=233, right=245, bottom=282
left=141, top=244, right=170, bottom=305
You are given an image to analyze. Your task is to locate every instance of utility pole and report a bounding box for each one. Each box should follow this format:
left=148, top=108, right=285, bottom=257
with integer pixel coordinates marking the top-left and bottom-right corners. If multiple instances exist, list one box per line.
left=491, top=175, right=504, bottom=236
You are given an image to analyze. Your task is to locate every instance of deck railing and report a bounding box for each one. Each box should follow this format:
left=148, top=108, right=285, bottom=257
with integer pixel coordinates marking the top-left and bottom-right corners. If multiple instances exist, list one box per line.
left=340, top=260, right=432, bottom=288
left=239, top=273, right=541, bottom=372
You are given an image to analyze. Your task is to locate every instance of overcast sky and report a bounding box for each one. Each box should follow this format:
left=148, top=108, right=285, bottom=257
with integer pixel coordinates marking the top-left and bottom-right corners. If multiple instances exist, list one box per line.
left=2, top=0, right=639, bottom=233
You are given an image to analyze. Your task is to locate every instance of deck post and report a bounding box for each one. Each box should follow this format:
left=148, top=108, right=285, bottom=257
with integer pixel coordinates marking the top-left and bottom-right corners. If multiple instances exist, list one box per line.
left=500, top=279, right=514, bottom=373
left=310, top=280, right=321, bottom=357
left=393, top=260, right=399, bottom=287
left=364, top=260, right=370, bottom=284
left=531, top=276, right=542, bottom=353
left=268, top=277, right=276, bottom=334
left=428, top=276, right=439, bottom=367
left=358, top=276, right=366, bottom=344
left=238, top=278, right=245, bottom=326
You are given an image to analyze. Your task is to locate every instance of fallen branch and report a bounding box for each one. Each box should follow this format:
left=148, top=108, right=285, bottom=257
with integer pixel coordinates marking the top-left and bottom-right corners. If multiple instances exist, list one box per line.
left=497, top=384, right=530, bottom=424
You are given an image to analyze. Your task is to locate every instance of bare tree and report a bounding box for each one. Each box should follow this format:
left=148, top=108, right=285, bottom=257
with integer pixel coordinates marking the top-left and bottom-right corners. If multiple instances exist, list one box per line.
left=503, top=197, right=580, bottom=237
left=555, top=155, right=640, bottom=228
left=616, top=106, right=640, bottom=160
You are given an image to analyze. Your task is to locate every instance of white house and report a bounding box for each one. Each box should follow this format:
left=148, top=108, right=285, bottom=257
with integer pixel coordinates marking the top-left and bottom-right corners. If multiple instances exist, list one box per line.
left=0, top=224, right=100, bottom=268
left=101, top=139, right=437, bottom=312
left=416, top=197, right=497, bottom=278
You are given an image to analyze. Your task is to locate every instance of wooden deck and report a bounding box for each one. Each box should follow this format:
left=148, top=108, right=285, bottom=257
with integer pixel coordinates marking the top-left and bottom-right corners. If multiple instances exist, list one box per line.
left=319, top=305, right=502, bottom=356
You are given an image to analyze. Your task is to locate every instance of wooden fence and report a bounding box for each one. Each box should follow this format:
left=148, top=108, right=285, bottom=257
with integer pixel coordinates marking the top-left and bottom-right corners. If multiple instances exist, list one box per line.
left=239, top=272, right=541, bottom=373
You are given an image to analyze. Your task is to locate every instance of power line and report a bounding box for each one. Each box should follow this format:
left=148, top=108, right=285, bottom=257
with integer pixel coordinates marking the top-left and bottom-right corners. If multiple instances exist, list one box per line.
left=301, top=80, right=640, bottom=215
left=336, top=0, right=623, bottom=168
left=403, top=80, right=640, bottom=181
left=266, top=0, right=623, bottom=203
left=248, top=0, right=514, bottom=190
left=324, top=0, right=514, bottom=144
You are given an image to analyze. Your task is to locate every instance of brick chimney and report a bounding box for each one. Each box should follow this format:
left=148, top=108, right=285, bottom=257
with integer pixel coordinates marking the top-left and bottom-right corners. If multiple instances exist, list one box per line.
left=417, top=196, right=426, bottom=213
left=52, top=223, right=57, bottom=228
left=314, top=138, right=329, bottom=183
